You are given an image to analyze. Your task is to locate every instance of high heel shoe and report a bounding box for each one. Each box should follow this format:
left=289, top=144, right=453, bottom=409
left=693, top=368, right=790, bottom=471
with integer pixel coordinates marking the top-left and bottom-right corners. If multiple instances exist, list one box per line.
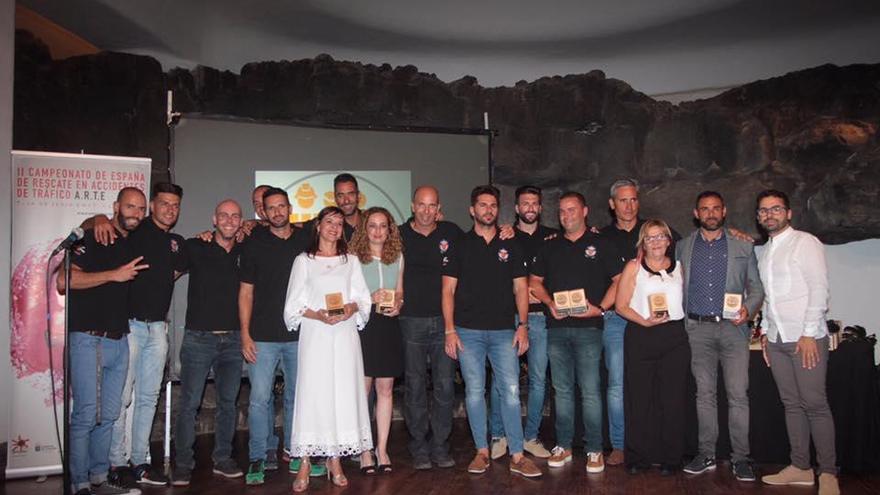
left=376, top=450, right=392, bottom=474
left=327, top=459, right=348, bottom=487
left=360, top=451, right=377, bottom=475
left=292, top=460, right=310, bottom=492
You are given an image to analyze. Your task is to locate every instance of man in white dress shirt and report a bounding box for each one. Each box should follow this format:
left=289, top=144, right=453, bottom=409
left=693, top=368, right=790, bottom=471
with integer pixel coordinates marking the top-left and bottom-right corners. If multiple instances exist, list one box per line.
left=755, top=190, right=839, bottom=495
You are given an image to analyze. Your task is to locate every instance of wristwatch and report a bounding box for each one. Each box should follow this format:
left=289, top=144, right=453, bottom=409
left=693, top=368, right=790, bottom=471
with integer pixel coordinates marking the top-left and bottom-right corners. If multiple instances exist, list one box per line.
left=517, top=322, right=529, bottom=330
left=598, top=305, right=607, bottom=317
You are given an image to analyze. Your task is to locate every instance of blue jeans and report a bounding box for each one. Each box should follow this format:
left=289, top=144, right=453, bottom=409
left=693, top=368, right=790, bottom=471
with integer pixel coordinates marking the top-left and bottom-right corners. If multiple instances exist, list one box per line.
left=110, top=319, right=168, bottom=467
left=489, top=313, right=548, bottom=441
left=69, top=332, right=129, bottom=492
left=174, top=331, right=243, bottom=470
left=457, top=327, right=524, bottom=454
left=547, top=327, right=604, bottom=453
left=399, top=316, right=456, bottom=460
left=603, top=311, right=626, bottom=450
left=247, top=341, right=297, bottom=461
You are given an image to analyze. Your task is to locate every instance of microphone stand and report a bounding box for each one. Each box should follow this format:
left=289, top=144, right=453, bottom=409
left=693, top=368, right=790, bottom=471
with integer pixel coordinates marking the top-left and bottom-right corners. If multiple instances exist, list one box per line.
left=62, top=248, right=72, bottom=495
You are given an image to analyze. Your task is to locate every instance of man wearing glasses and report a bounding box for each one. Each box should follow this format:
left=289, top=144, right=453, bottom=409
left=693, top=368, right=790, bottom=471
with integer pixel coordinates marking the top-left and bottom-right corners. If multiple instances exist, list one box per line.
left=755, top=190, right=838, bottom=495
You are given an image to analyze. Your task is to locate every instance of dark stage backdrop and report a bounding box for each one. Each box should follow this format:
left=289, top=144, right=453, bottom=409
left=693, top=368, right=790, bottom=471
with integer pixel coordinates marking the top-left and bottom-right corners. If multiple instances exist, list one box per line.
left=167, top=115, right=490, bottom=379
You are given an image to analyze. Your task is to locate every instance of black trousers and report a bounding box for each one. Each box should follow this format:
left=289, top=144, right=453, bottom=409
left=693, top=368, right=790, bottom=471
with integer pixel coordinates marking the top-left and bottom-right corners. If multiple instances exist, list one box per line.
left=624, top=319, right=690, bottom=466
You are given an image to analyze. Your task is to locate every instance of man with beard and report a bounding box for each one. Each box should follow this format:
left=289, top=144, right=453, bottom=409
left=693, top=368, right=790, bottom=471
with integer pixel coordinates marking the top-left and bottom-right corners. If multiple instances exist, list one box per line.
left=302, top=174, right=358, bottom=241
left=678, top=191, right=763, bottom=482
left=171, top=200, right=246, bottom=485
left=442, top=185, right=541, bottom=478
left=398, top=185, right=462, bottom=470
left=755, top=190, right=838, bottom=495
left=239, top=187, right=311, bottom=485
left=488, top=185, right=556, bottom=460
left=59, top=187, right=147, bottom=495
left=96, top=182, right=186, bottom=487
left=530, top=191, right=623, bottom=474
left=252, top=184, right=271, bottom=221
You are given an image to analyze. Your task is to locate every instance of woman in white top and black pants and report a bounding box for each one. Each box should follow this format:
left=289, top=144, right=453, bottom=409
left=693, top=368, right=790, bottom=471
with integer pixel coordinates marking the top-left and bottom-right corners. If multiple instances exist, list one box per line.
left=615, top=219, right=690, bottom=476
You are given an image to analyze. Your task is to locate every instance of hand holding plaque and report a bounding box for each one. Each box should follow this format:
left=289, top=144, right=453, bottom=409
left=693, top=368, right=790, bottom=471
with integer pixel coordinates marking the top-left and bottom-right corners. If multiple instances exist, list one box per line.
left=648, top=292, right=668, bottom=318
left=377, top=288, right=396, bottom=314
left=553, top=289, right=589, bottom=317
left=553, top=291, right=571, bottom=317
left=723, top=293, right=743, bottom=320
left=325, top=292, right=346, bottom=317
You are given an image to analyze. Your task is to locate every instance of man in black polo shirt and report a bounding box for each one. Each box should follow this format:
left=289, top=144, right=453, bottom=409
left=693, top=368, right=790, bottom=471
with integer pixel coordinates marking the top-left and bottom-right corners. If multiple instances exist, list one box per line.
left=60, top=187, right=147, bottom=495
left=171, top=200, right=246, bottom=486
left=398, top=185, right=462, bottom=470
left=489, top=185, right=556, bottom=460
left=103, top=182, right=186, bottom=487
left=531, top=191, right=623, bottom=474
left=442, top=185, right=542, bottom=479
left=239, top=187, right=310, bottom=485
left=300, top=173, right=358, bottom=241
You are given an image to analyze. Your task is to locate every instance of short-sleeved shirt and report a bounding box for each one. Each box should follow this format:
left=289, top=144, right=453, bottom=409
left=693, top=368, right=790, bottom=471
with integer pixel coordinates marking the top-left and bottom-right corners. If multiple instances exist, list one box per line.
left=600, top=218, right=681, bottom=263
left=442, top=229, right=527, bottom=330
left=532, top=231, right=624, bottom=329
left=183, top=236, right=243, bottom=332
left=69, top=228, right=135, bottom=334
left=239, top=225, right=310, bottom=342
left=514, top=224, right=559, bottom=313
left=399, top=220, right=464, bottom=317
left=127, top=217, right=187, bottom=321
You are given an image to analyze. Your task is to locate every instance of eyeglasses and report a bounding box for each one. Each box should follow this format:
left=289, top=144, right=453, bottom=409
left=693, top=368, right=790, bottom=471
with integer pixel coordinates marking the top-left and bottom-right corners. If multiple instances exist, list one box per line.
left=756, top=205, right=787, bottom=216
left=644, top=234, right=669, bottom=243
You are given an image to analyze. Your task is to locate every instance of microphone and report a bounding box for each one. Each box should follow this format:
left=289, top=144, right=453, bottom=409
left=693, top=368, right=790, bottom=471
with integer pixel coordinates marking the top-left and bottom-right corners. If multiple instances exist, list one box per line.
left=51, top=228, right=85, bottom=257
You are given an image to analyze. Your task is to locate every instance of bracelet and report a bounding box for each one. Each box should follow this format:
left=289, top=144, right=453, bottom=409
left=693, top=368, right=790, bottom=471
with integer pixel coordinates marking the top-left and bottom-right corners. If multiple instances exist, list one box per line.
left=445, top=330, right=456, bottom=335
left=517, top=322, right=529, bottom=330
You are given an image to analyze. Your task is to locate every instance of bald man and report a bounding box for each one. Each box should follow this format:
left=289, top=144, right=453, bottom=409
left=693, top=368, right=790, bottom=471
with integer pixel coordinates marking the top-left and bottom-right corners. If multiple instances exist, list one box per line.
left=171, top=200, right=246, bottom=485
left=398, top=185, right=464, bottom=469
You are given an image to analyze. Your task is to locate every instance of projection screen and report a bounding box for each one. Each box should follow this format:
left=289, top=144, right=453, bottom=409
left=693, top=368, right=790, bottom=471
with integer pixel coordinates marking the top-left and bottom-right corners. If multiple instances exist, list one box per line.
left=168, top=115, right=490, bottom=379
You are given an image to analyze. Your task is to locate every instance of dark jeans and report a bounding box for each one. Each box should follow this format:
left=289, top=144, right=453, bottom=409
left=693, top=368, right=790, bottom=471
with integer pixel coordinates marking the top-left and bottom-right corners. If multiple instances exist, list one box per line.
left=624, top=320, right=690, bottom=466
left=399, top=315, right=456, bottom=460
left=174, top=331, right=243, bottom=471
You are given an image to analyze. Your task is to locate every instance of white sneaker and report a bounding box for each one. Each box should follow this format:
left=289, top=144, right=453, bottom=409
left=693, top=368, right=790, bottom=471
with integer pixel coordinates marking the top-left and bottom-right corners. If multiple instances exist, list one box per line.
left=547, top=446, right=573, bottom=468
left=490, top=437, right=508, bottom=460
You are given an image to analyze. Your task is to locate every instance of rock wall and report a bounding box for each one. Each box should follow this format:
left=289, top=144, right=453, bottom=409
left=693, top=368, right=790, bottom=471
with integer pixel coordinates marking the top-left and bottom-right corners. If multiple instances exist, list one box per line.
left=14, top=30, right=880, bottom=243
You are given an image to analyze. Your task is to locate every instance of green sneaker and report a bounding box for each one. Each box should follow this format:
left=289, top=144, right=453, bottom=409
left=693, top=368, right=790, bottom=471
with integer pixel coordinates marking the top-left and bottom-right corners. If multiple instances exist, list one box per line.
left=246, top=461, right=265, bottom=485
left=309, top=462, right=327, bottom=478
left=288, top=458, right=302, bottom=474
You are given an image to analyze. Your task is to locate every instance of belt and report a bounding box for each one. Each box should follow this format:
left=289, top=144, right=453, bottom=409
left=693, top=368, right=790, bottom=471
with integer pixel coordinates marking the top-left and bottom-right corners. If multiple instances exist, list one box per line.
left=210, top=330, right=234, bottom=335
left=82, top=330, right=125, bottom=340
left=687, top=313, right=723, bottom=323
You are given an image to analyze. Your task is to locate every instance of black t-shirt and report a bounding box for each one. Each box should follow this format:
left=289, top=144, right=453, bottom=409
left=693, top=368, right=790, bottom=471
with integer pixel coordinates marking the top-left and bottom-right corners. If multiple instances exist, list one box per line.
left=514, top=224, right=559, bottom=313
left=399, top=220, right=464, bottom=317
left=600, top=218, right=681, bottom=263
left=182, top=237, right=242, bottom=332
left=239, top=225, right=310, bottom=342
left=127, top=217, right=187, bottom=321
left=532, top=231, right=624, bottom=329
left=442, top=229, right=527, bottom=330
left=68, top=228, right=135, bottom=334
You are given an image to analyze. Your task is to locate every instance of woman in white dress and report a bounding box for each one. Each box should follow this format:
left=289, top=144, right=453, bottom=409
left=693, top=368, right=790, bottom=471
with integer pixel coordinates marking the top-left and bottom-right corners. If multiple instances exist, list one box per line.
left=283, top=206, right=373, bottom=491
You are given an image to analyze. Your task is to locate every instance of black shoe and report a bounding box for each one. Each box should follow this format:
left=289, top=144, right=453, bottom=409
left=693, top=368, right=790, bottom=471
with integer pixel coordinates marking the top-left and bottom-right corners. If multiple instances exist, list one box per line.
left=431, top=453, right=455, bottom=469
left=732, top=460, right=756, bottom=482
left=132, top=463, right=169, bottom=486
left=659, top=464, right=679, bottom=476
left=265, top=449, right=279, bottom=471
left=170, top=466, right=191, bottom=487
left=92, top=480, right=141, bottom=495
left=107, top=466, right=138, bottom=490
left=683, top=455, right=716, bottom=475
left=626, top=463, right=648, bottom=475
left=74, top=489, right=92, bottom=495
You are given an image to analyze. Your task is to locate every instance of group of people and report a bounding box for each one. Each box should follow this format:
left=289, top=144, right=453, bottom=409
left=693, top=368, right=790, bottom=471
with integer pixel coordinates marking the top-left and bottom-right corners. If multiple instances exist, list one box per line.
left=61, top=173, right=840, bottom=495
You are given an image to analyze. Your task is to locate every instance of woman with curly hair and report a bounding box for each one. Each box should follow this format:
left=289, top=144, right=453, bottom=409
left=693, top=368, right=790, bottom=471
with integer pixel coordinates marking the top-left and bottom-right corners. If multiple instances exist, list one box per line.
left=348, top=206, right=405, bottom=474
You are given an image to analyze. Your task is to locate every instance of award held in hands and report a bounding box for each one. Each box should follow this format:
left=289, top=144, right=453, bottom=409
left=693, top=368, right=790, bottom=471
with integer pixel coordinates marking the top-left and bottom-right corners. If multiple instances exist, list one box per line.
left=723, top=293, right=743, bottom=320
left=377, top=289, right=396, bottom=314
left=567, top=288, right=589, bottom=315
left=553, top=291, right=571, bottom=317
left=325, top=292, right=346, bottom=316
left=648, top=293, right=668, bottom=318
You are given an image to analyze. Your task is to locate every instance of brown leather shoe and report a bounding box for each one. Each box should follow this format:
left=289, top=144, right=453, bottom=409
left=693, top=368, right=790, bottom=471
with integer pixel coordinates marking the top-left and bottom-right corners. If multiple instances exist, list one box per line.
left=606, top=449, right=625, bottom=466
left=818, top=473, right=840, bottom=495
left=510, top=456, right=542, bottom=478
left=762, top=465, right=814, bottom=486
left=467, top=453, right=491, bottom=474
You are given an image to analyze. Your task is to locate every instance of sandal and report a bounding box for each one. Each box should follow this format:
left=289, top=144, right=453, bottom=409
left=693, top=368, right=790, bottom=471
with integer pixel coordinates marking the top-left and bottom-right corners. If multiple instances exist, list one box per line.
left=327, top=459, right=349, bottom=487
left=376, top=451, right=392, bottom=474
left=360, top=451, right=377, bottom=475
left=292, top=459, right=311, bottom=493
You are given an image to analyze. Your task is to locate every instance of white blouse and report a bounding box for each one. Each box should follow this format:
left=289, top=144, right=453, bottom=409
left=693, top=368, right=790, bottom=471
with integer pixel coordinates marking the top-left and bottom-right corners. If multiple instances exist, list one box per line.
left=283, top=253, right=372, bottom=331
left=629, top=259, right=685, bottom=321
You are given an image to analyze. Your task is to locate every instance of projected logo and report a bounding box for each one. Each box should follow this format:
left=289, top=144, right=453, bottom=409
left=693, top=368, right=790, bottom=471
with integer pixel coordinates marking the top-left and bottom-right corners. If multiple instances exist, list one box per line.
left=256, top=170, right=412, bottom=224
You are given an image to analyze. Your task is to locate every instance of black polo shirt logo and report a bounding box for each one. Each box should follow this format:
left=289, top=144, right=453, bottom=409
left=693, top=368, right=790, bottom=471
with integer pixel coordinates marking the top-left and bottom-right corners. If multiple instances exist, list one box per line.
left=170, top=238, right=179, bottom=253
left=498, top=248, right=509, bottom=262
left=585, top=245, right=597, bottom=259
left=75, top=244, right=86, bottom=255
left=439, top=239, right=449, bottom=253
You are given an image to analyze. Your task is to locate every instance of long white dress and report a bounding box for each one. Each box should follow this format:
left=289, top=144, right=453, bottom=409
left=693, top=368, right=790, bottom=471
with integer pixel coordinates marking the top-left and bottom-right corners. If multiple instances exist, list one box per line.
left=283, top=253, right=374, bottom=458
